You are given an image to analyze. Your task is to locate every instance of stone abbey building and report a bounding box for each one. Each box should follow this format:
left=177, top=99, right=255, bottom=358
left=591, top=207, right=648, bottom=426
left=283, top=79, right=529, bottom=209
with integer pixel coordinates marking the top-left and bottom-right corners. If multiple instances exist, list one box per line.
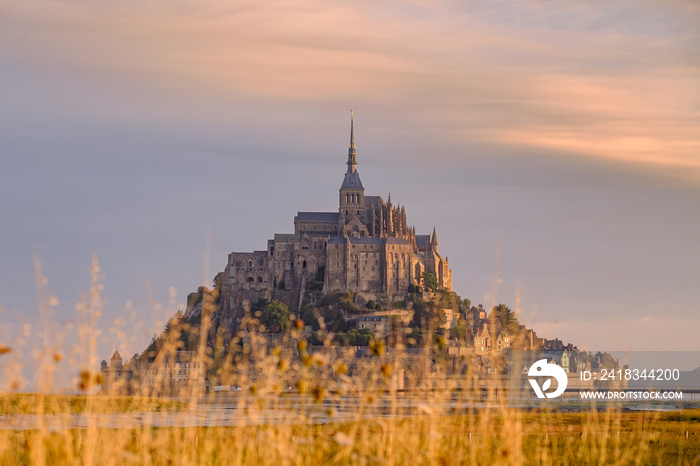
left=223, top=113, right=452, bottom=312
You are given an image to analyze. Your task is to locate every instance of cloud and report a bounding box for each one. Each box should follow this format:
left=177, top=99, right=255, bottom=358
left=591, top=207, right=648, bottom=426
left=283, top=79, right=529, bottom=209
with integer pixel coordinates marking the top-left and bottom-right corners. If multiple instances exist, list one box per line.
left=2, top=0, right=698, bottom=178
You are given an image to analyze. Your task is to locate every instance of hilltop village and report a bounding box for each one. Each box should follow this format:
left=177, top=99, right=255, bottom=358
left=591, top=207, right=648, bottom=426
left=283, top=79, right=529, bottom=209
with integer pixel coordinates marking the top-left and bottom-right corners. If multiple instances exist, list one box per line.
left=100, top=114, right=610, bottom=394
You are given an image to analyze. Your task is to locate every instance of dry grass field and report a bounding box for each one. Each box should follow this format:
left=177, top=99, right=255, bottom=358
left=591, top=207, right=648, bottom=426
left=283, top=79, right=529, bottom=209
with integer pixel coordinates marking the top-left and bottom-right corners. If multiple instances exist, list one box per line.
left=2, top=260, right=698, bottom=465
left=0, top=396, right=699, bottom=465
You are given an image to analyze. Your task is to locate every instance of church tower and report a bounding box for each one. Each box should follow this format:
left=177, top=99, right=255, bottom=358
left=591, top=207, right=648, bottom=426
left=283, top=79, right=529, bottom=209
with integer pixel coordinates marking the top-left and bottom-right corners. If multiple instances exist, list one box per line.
left=339, top=110, right=365, bottom=217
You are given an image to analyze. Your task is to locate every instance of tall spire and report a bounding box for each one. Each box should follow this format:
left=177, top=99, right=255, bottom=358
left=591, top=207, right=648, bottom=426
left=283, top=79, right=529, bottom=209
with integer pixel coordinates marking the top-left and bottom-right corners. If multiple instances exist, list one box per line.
left=349, top=109, right=355, bottom=150
left=339, top=109, right=363, bottom=197
left=431, top=226, right=438, bottom=250
left=347, top=109, right=357, bottom=171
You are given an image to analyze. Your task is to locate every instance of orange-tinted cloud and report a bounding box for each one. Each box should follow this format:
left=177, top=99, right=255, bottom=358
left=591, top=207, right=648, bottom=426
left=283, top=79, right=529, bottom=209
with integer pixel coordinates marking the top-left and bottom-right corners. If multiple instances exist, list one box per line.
left=2, top=0, right=698, bottom=175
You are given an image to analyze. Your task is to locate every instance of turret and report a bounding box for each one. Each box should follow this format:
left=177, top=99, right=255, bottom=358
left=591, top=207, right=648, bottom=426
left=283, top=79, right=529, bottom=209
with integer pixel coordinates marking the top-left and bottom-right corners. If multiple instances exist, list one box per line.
left=110, top=349, right=123, bottom=370
left=400, top=205, right=407, bottom=235
left=431, top=226, right=438, bottom=251
left=386, top=193, right=394, bottom=236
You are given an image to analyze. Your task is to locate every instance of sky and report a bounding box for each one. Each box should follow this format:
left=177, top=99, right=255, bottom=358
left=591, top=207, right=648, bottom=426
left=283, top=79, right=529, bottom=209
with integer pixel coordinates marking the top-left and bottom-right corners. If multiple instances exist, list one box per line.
left=1, top=0, right=699, bottom=390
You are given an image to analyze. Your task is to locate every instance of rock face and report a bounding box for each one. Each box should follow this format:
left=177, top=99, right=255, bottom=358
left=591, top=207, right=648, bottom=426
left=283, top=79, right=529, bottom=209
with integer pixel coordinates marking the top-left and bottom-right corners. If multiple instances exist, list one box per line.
left=221, top=114, right=452, bottom=323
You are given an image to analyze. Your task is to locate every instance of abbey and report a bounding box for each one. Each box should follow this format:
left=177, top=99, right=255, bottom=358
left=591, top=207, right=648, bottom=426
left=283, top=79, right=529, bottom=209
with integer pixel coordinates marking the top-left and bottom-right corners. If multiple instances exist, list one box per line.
left=223, top=113, right=451, bottom=311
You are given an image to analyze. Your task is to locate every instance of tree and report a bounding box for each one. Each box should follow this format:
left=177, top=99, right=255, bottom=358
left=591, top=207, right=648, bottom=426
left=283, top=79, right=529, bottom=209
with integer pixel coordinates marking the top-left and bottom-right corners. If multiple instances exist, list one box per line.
left=438, top=290, right=459, bottom=310
left=452, top=317, right=469, bottom=342
left=299, top=304, right=321, bottom=330
left=345, top=328, right=373, bottom=346
left=422, top=272, right=438, bottom=292
left=322, top=307, right=349, bottom=333
left=462, top=298, right=472, bottom=311
left=164, top=310, right=184, bottom=335
left=260, top=300, right=291, bottom=333
left=490, top=303, right=519, bottom=335
left=406, top=327, right=423, bottom=347
left=411, top=295, right=446, bottom=333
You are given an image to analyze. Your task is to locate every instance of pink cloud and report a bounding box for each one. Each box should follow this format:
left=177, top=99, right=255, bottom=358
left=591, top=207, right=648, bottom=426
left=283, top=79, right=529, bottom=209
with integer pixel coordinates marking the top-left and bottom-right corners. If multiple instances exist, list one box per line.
left=2, top=0, right=698, bottom=175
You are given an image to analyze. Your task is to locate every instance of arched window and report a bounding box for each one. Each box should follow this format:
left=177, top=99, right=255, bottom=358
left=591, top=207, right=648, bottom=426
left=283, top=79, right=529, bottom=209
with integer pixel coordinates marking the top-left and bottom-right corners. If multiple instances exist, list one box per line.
left=346, top=194, right=349, bottom=203
left=248, top=260, right=253, bottom=269
left=247, top=277, right=254, bottom=282
left=257, top=277, right=263, bottom=282
left=302, top=260, right=307, bottom=269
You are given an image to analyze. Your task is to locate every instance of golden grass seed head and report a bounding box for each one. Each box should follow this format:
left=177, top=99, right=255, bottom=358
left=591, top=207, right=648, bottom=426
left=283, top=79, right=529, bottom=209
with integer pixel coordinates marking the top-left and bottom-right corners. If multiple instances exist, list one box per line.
left=312, top=385, right=325, bottom=403
left=380, top=363, right=392, bottom=378
left=369, top=340, right=385, bottom=357
left=334, top=362, right=348, bottom=375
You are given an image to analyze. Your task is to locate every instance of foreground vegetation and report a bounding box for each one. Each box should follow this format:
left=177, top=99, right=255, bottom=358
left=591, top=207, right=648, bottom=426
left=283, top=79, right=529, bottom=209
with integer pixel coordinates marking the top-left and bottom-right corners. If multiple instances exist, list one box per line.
left=1, top=406, right=699, bottom=465
left=3, top=257, right=697, bottom=464
left=0, top=394, right=185, bottom=416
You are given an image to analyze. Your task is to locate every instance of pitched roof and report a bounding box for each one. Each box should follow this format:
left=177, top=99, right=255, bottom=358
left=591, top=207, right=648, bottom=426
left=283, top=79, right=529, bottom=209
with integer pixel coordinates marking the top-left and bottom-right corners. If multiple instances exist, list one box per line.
left=415, top=235, right=431, bottom=248
left=340, top=170, right=364, bottom=190
left=364, top=195, right=382, bottom=206
left=328, top=236, right=385, bottom=245
left=294, top=212, right=340, bottom=222
left=273, top=233, right=298, bottom=242
left=349, top=237, right=384, bottom=245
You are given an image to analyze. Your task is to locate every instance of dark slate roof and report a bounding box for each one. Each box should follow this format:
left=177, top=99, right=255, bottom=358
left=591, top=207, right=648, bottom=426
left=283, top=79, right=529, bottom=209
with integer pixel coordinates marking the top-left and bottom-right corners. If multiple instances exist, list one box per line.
left=328, top=236, right=384, bottom=245
left=415, top=235, right=431, bottom=248
left=294, top=212, right=340, bottom=223
left=349, top=237, right=384, bottom=245
left=386, top=237, right=411, bottom=245
left=364, top=195, right=382, bottom=206
left=340, top=169, right=364, bottom=190
left=274, top=233, right=298, bottom=242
